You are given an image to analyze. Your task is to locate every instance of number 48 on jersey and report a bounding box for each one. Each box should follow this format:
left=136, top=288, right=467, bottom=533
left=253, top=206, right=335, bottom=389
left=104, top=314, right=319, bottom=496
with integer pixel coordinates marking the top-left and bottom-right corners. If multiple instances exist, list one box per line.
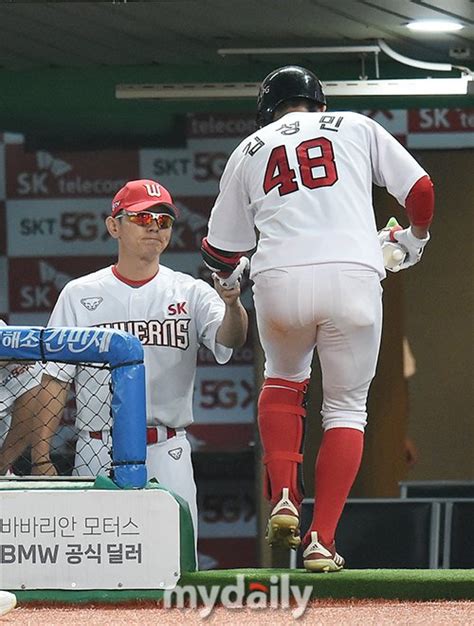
left=263, top=137, right=339, bottom=196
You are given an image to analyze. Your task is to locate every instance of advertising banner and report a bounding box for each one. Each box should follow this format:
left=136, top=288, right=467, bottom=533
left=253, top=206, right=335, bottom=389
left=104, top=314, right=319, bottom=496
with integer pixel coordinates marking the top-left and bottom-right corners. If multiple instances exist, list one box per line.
left=8, top=257, right=115, bottom=314
left=7, top=199, right=114, bottom=257
left=198, top=479, right=256, bottom=540
left=0, top=488, right=180, bottom=589
left=5, top=145, right=139, bottom=199
left=0, top=256, right=7, bottom=315
left=193, top=365, right=255, bottom=424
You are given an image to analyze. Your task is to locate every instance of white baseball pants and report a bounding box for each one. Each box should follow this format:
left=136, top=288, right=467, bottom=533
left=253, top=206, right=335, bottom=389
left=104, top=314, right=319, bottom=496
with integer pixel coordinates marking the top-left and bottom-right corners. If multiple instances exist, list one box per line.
left=253, top=263, right=383, bottom=432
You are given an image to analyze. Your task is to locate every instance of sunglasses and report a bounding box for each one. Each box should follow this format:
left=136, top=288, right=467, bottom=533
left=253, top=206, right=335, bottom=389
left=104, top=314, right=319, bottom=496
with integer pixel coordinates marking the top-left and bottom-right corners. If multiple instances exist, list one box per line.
left=116, top=211, right=175, bottom=229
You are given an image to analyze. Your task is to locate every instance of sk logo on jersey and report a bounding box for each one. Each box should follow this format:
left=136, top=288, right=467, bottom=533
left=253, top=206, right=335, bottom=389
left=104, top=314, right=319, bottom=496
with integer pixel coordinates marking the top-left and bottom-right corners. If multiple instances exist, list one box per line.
left=81, top=297, right=103, bottom=311
left=168, top=302, right=187, bottom=315
left=168, top=447, right=183, bottom=460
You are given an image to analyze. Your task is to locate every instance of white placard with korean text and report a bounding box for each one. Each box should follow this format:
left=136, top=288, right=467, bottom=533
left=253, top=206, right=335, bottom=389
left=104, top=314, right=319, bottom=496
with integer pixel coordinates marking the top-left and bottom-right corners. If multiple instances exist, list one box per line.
left=0, top=488, right=180, bottom=590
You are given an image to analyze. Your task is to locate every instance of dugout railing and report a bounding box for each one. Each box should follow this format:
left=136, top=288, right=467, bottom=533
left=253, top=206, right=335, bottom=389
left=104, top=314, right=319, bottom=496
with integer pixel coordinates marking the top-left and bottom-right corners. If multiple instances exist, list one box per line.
left=289, top=494, right=474, bottom=569
left=399, top=480, right=474, bottom=499
left=290, top=497, right=442, bottom=570
left=0, top=325, right=147, bottom=489
left=400, top=480, right=474, bottom=569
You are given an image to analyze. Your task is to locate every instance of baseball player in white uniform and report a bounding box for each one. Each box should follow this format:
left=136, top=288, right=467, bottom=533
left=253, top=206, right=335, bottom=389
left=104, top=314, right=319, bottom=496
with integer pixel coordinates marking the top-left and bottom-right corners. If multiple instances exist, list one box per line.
left=31, top=179, right=248, bottom=548
left=202, top=66, right=434, bottom=572
left=0, top=319, right=42, bottom=474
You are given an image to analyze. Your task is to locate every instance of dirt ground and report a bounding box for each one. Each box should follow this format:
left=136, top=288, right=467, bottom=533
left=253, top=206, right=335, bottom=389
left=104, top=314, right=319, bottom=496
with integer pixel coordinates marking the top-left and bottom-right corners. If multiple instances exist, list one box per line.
left=3, top=600, right=474, bottom=625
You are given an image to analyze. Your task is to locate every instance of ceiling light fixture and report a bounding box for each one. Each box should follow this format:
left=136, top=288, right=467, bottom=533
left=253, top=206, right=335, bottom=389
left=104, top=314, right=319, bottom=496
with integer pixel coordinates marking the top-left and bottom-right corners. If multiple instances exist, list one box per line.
left=406, top=20, right=464, bottom=32
left=115, top=77, right=473, bottom=99
left=116, top=40, right=473, bottom=100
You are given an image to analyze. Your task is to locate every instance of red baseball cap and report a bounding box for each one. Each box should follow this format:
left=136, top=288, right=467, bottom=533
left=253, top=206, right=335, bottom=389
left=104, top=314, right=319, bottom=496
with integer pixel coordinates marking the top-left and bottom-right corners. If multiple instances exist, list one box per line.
left=111, top=179, right=178, bottom=218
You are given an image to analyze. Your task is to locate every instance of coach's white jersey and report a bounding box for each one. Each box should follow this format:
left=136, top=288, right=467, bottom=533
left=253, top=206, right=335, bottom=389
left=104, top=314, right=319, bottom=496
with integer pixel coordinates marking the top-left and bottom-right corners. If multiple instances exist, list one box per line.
left=45, top=266, right=232, bottom=431
left=207, top=111, right=428, bottom=278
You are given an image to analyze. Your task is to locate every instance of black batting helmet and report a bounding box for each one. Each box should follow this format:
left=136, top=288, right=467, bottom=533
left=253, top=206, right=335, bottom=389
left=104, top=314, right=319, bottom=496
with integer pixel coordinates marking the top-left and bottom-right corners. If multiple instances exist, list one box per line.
left=256, top=65, right=326, bottom=128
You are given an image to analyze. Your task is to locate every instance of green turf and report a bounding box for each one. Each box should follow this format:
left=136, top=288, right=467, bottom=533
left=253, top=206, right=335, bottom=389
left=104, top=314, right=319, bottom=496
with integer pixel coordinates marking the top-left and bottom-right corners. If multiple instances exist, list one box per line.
left=10, top=568, right=474, bottom=603
left=180, top=568, right=474, bottom=600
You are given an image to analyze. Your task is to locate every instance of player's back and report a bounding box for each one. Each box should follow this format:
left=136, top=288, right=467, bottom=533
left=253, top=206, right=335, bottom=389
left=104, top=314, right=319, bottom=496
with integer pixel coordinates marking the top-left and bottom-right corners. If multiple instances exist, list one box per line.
left=214, top=110, right=426, bottom=278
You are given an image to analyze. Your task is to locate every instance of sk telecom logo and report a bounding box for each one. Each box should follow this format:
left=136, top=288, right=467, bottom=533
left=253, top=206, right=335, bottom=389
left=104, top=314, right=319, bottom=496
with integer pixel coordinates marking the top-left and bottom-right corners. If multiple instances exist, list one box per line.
left=36, top=151, right=73, bottom=177
left=39, top=260, right=72, bottom=291
left=16, top=151, right=73, bottom=196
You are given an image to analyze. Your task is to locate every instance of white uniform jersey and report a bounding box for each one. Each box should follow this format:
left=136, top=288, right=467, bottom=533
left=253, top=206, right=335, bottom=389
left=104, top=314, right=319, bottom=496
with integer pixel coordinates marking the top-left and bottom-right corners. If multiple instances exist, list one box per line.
left=207, top=111, right=428, bottom=278
left=45, top=266, right=232, bottom=430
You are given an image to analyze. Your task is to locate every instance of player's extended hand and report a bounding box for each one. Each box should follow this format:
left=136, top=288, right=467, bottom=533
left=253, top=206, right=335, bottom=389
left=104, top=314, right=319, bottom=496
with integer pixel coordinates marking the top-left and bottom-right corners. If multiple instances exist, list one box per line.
left=392, top=226, right=430, bottom=270
left=378, top=217, right=406, bottom=272
left=378, top=217, right=429, bottom=272
left=212, top=256, right=249, bottom=290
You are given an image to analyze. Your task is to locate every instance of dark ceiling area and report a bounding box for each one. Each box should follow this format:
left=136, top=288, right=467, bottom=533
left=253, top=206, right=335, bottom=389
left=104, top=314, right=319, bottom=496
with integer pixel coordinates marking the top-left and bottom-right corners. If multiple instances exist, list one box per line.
left=0, top=1, right=472, bottom=71
left=0, top=1, right=472, bottom=148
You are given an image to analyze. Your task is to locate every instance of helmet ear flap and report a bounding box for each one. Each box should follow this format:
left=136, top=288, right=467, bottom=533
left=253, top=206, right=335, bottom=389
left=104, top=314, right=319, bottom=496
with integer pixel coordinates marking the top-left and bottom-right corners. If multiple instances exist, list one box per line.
left=256, top=66, right=326, bottom=128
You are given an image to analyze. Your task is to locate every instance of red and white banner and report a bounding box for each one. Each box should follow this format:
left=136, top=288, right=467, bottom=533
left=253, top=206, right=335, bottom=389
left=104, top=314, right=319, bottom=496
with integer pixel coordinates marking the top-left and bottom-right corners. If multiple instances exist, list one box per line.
left=198, top=538, right=257, bottom=569
left=8, top=256, right=114, bottom=314
left=140, top=139, right=239, bottom=196
left=0, top=201, right=6, bottom=256
left=6, top=145, right=139, bottom=199
left=7, top=199, right=113, bottom=257
left=186, top=112, right=256, bottom=139
left=193, top=365, right=255, bottom=424
left=198, top=479, right=257, bottom=539
left=409, top=108, right=474, bottom=133
left=197, top=478, right=258, bottom=568
left=407, top=108, right=474, bottom=148
left=187, top=423, right=255, bottom=453
left=0, top=256, right=8, bottom=315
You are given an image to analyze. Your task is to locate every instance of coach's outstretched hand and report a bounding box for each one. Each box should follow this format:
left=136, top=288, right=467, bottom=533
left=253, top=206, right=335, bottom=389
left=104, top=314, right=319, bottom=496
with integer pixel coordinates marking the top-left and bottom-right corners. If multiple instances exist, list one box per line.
left=214, top=276, right=248, bottom=348
left=213, top=275, right=242, bottom=306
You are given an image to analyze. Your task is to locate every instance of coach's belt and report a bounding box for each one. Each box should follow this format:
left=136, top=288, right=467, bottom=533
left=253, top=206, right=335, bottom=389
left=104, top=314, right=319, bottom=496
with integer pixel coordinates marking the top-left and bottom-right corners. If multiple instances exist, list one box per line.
left=89, top=426, right=177, bottom=445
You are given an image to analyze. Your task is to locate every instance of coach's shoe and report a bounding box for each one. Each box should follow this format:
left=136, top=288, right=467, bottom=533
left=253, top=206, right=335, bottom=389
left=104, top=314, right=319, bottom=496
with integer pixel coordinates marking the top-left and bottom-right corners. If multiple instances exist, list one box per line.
left=265, top=488, right=301, bottom=550
left=0, top=591, right=17, bottom=617
left=303, top=531, right=345, bottom=573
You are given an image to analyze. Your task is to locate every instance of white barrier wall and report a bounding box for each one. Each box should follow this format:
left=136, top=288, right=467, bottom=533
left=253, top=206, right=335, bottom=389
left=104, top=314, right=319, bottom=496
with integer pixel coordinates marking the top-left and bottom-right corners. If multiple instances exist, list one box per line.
left=0, top=486, right=181, bottom=589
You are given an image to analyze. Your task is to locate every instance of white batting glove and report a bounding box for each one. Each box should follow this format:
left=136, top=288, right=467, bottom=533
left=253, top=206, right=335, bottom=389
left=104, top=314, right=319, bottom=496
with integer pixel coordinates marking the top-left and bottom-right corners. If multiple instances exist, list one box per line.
left=380, top=242, right=406, bottom=272
left=392, top=227, right=430, bottom=270
left=212, top=256, right=249, bottom=289
left=378, top=217, right=407, bottom=272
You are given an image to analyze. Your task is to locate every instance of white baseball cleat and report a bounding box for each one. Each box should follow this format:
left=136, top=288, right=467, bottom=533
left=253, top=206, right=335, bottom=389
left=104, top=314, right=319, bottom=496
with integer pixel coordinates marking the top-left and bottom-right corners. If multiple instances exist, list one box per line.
left=0, top=591, right=17, bottom=617
left=303, top=531, right=345, bottom=572
left=265, top=488, right=301, bottom=550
